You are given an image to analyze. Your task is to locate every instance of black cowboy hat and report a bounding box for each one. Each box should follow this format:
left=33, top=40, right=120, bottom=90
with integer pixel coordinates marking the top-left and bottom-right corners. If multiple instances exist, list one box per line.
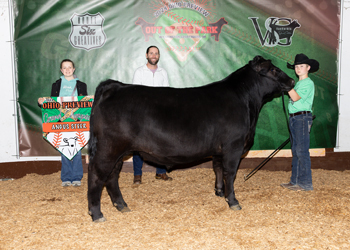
left=287, top=53, right=319, bottom=73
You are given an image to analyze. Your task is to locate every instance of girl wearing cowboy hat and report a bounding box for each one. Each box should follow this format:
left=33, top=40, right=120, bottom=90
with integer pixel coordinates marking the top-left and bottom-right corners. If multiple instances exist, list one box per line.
left=281, top=53, right=319, bottom=191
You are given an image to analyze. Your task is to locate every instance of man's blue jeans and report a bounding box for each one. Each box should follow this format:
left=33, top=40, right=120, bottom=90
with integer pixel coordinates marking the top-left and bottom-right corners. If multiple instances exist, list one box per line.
left=133, top=153, right=166, bottom=176
left=289, top=113, right=313, bottom=190
left=61, top=151, right=83, bottom=182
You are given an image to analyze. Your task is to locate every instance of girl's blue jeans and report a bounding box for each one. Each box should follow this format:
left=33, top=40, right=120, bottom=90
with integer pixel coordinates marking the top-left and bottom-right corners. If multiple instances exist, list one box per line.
left=289, top=113, right=313, bottom=190
left=61, top=151, right=83, bottom=182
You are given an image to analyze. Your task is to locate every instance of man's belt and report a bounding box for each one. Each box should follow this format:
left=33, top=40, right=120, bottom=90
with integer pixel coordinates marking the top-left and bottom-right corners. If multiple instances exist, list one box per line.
left=289, top=111, right=311, bottom=117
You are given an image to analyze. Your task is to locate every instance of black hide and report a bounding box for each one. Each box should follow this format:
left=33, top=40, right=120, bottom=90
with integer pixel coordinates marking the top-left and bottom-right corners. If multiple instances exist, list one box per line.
left=87, top=56, right=295, bottom=222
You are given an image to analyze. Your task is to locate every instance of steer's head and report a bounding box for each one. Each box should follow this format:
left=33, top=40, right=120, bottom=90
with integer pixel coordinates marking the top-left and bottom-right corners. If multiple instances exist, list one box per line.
left=249, top=56, right=295, bottom=92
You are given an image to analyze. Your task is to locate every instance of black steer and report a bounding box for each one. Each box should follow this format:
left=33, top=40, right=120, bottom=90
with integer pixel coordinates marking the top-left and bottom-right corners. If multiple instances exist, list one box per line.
left=88, top=56, right=295, bottom=222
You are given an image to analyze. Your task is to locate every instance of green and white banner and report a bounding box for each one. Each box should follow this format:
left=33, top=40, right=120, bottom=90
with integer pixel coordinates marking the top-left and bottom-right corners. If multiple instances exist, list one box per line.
left=41, top=96, right=93, bottom=160
left=13, top=0, right=340, bottom=157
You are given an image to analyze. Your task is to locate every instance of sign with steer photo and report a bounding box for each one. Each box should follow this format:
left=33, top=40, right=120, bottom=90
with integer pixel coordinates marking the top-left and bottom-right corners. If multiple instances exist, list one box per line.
left=41, top=95, right=93, bottom=160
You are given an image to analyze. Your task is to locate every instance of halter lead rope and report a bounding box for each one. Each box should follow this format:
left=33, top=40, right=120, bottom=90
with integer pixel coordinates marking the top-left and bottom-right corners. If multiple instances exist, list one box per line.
left=244, top=92, right=291, bottom=181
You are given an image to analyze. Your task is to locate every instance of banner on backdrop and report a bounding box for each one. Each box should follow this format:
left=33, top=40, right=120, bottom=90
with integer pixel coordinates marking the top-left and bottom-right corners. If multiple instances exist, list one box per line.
left=14, top=0, right=340, bottom=157
left=69, top=12, right=107, bottom=51
left=135, top=3, right=228, bottom=67
left=41, top=96, right=93, bottom=160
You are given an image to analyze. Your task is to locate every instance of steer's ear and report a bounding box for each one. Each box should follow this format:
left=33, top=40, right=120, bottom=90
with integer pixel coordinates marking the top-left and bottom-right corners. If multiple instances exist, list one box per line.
left=258, top=61, right=271, bottom=76
left=252, top=59, right=272, bottom=76
left=249, top=56, right=262, bottom=68
left=249, top=56, right=266, bottom=72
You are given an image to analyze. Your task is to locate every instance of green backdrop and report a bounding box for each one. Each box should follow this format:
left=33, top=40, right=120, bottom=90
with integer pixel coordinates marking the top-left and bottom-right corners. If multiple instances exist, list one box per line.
left=13, top=0, right=340, bottom=157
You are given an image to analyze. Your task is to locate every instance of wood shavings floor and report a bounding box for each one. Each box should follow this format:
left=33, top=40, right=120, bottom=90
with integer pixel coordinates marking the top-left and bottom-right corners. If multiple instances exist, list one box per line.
left=1, top=168, right=349, bottom=249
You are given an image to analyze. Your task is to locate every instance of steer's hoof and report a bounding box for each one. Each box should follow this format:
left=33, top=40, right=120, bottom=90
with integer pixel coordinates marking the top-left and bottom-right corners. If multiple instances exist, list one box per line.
left=115, top=203, right=131, bottom=213
left=120, top=207, right=131, bottom=213
left=93, top=217, right=107, bottom=223
left=229, top=204, right=242, bottom=211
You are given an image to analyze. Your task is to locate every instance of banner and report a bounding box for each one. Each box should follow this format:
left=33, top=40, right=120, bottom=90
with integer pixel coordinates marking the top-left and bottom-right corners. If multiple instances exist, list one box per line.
left=13, top=0, right=340, bottom=157
left=41, top=96, right=93, bottom=160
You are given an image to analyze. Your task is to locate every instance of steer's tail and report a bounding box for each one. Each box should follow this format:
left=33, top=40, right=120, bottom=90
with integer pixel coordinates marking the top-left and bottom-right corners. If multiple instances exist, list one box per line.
left=88, top=124, right=98, bottom=161
left=89, top=79, right=124, bottom=161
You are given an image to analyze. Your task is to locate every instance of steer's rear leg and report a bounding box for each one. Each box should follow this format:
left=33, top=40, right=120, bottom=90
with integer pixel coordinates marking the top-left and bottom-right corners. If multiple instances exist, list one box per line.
left=105, top=160, right=131, bottom=213
left=88, top=163, right=106, bottom=222
left=88, top=156, right=124, bottom=222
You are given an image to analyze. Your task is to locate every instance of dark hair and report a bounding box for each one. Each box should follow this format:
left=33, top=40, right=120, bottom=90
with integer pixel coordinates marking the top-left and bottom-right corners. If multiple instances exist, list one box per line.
left=60, top=59, right=75, bottom=69
left=146, top=46, right=159, bottom=54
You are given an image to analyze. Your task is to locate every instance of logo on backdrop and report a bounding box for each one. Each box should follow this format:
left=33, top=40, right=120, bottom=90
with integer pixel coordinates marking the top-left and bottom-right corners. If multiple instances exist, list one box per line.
left=135, top=2, right=228, bottom=66
left=41, top=96, right=93, bottom=160
left=249, top=17, right=300, bottom=47
left=69, top=12, right=107, bottom=51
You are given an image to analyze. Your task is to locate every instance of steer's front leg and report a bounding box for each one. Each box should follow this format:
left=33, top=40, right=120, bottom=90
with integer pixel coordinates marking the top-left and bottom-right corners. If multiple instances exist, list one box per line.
left=213, top=156, right=225, bottom=197
left=222, top=151, right=242, bottom=211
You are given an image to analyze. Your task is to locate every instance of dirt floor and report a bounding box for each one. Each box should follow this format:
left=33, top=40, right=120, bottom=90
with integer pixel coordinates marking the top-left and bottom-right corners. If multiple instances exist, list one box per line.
left=1, top=167, right=350, bottom=249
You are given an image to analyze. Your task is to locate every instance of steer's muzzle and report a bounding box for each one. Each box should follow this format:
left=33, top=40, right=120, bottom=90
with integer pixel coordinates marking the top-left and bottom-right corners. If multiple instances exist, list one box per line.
left=282, top=78, right=295, bottom=92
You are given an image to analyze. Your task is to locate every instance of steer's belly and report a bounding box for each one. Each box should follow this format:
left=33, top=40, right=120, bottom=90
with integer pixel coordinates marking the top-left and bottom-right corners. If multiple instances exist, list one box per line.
left=139, top=150, right=213, bottom=167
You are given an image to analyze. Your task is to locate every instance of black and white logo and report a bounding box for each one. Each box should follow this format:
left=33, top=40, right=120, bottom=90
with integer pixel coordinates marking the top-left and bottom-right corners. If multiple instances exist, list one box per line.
left=69, top=12, right=107, bottom=51
left=249, top=17, right=300, bottom=47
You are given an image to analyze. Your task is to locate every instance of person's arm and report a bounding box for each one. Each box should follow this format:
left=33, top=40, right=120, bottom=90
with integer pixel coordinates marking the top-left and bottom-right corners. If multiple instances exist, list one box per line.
left=51, top=80, right=60, bottom=97
left=163, top=69, right=170, bottom=87
left=38, top=82, right=57, bottom=107
left=132, top=68, right=143, bottom=84
left=77, top=81, right=88, bottom=96
left=288, top=89, right=301, bottom=102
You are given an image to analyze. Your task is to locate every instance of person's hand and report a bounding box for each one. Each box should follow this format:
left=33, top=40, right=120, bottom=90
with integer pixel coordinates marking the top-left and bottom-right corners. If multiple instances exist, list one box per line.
left=38, top=97, right=45, bottom=105
left=288, top=89, right=301, bottom=102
